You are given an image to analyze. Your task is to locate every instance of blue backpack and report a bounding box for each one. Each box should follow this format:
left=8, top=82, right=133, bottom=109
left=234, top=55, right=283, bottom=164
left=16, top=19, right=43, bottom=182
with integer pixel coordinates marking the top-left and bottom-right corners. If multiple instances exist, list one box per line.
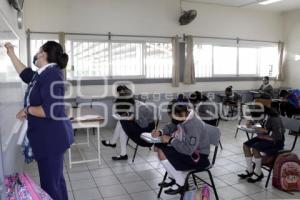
left=288, top=89, right=300, bottom=108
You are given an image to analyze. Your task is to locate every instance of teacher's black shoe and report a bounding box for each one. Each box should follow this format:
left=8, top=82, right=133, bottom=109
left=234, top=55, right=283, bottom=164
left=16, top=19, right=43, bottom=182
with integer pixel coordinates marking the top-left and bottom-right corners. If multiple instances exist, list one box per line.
left=102, top=140, right=116, bottom=148
left=158, top=178, right=176, bottom=188
left=164, top=185, right=186, bottom=195
left=112, top=155, right=128, bottom=161
left=247, top=172, right=264, bottom=183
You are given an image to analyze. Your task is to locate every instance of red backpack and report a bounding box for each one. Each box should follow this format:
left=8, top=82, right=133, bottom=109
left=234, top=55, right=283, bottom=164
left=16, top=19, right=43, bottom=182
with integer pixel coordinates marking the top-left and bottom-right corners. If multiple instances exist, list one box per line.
left=272, top=152, right=300, bottom=191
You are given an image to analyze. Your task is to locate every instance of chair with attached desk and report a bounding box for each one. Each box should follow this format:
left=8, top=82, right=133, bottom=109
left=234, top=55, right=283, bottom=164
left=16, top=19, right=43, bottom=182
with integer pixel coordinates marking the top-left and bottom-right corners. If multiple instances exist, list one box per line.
left=235, top=99, right=270, bottom=139
left=198, top=102, right=223, bottom=150
left=157, top=124, right=221, bottom=200
left=261, top=116, right=300, bottom=188
left=126, top=104, right=159, bottom=163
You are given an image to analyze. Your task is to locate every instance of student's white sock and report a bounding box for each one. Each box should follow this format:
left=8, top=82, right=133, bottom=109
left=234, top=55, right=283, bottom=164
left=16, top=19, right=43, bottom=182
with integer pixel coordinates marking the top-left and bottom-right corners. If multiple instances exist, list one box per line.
left=119, top=128, right=128, bottom=156
left=161, top=160, right=185, bottom=186
left=253, top=158, right=262, bottom=175
left=245, top=157, right=253, bottom=173
left=110, top=121, right=122, bottom=144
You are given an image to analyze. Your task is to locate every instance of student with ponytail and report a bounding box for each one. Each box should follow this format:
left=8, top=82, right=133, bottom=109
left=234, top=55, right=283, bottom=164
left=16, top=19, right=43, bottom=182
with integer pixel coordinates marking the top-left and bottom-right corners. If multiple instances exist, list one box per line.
left=5, top=41, right=74, bottom=200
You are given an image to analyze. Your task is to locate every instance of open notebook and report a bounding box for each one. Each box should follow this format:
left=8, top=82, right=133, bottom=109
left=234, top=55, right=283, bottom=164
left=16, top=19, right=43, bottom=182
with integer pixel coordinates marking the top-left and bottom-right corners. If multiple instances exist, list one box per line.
left=237, top=124, right=263, bottom=134
left=112, top=113, right=133, bottom=120
left=140, top=132, right=161, bottom=143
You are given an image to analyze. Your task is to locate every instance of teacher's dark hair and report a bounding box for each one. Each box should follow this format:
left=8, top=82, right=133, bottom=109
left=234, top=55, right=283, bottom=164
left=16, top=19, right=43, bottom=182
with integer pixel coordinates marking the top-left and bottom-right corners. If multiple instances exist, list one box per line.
left=41, top=41, right=69, bottom=69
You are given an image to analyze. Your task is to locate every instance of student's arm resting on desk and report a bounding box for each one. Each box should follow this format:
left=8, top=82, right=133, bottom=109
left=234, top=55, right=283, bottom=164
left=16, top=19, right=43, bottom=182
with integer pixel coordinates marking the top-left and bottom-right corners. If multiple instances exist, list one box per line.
left=151, top=123, right=177, bottom=138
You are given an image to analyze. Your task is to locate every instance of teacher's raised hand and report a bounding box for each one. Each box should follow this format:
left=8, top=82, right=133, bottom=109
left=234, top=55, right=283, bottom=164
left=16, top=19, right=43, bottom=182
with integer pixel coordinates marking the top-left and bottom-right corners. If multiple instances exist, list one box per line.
left=4, top=42, right=15, bottom=56
left=4, top=42, right=26, bottom=74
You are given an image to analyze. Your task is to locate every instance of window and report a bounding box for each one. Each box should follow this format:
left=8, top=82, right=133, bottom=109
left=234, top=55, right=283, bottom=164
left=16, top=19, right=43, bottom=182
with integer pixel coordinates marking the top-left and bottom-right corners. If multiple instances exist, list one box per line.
left=66, top=40, right=172, bottom=79
left=111, top=42, right=142, bottom=76
left=259, top=47, right=279, bottom=77
left=213, top=46, right=237, bottom=75
left=194, top=40, right=279, bottom=78
left=193, top=44, right=212, bottom=77
left=239, top=47, right=258, bottom=75
left=0, top=40, right=20, bottom=81
left=145, top=42, right=172, bottom=78
left=66, top=41, right=109, bottom=78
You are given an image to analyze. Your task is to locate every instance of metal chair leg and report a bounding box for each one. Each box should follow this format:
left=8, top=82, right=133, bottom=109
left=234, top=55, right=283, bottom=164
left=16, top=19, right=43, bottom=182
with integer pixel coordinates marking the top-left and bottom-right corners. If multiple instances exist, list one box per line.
left=192, top=174, right=197, bottom=187
left=132, top=144, right=138, bottom=163
left=246, top=132, right=250, bottom=140
left=235, top=118, right=243, bottom=138
left=219, top=141, right=223, bottom=150
left=157, top=172, right=168, bottom=198
left=208, top=170, right=219, bottom=200
left=265, top=170, right=272, bottom=188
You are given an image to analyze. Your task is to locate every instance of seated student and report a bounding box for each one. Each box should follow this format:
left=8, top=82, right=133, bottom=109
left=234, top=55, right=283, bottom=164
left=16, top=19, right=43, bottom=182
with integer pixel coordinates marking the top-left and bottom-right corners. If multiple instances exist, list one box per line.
left=258, top=76, right=274, bottom=99
left=101, top=84, right=132, bottom=148
left=189, top=91, right=208, bottom=105
left=189, top=91, right=218, bottom=126
left=279, top=89, right=300, bottom=118
left=238, top=106, right=285, bottom=183
left=222, top=86, right=241, bottom=117
left=223, top=86, right=241, bottom=103
left=116, top=85, right=132, bottom=97
left=152, top=97, right=210, bottom=195
left=102, top=97, right=155, bottom=160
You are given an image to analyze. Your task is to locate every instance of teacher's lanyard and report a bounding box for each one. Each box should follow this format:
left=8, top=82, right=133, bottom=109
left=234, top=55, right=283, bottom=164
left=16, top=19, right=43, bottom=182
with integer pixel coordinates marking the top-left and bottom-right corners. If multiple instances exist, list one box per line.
left=24, top=73, right=39, bottom=108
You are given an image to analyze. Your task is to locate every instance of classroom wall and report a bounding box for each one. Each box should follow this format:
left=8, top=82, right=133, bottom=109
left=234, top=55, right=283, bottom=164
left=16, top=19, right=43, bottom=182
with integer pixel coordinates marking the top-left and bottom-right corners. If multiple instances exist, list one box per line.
left=23, top=0, right=284, bottom=93
left=282, top=9, right=300, bottom=88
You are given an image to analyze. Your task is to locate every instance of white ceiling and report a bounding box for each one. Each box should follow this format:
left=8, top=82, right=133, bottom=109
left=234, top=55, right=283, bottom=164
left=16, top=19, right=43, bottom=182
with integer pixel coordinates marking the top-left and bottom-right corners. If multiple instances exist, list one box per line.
left=184, top=0, right=300, bottom=12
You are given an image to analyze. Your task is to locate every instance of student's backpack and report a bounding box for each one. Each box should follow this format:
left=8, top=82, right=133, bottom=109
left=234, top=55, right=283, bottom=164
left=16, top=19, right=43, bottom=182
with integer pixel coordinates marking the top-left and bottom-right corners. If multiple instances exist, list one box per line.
left=272, top=152, right=300, bottom=191
left=183, top=184, right=210, bottom=200
left=288, top=89, right=300, bottom=108
left=5, top=173, right=53, bottom=200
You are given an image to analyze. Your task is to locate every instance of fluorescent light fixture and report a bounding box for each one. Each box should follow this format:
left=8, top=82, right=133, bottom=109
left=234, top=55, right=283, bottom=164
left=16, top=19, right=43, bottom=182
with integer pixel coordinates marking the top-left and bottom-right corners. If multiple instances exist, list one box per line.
left=295, top=55, right=300, bottom=61
left=259, top=0, right=282, bottom=5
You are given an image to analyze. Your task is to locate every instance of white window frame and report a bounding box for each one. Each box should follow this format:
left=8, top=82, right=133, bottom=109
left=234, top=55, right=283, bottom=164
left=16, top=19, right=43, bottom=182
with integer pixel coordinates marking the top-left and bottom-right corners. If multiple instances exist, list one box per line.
left=194, top=39, right=279, bottom=78
left=65, top=38, right=172, bottom=80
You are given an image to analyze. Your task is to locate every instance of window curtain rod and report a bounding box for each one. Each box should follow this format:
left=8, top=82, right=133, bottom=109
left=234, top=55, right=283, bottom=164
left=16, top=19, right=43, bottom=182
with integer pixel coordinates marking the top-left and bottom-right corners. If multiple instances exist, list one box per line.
left=191, top=35, right=280, bottom=44
left=28, top=30, right=173, bottom=40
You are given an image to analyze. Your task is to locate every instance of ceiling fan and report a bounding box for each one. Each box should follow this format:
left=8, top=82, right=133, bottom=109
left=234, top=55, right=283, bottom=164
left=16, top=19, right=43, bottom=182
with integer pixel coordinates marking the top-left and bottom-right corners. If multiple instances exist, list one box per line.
left=179, top=0, right=197, bottom=26
left=7, top=0, right=24, bottom=29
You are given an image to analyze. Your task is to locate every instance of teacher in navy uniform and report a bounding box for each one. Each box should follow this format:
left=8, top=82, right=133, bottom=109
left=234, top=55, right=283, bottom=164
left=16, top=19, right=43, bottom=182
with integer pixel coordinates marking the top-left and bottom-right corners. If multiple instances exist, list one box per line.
left=5, top=41, right=74, bottom=200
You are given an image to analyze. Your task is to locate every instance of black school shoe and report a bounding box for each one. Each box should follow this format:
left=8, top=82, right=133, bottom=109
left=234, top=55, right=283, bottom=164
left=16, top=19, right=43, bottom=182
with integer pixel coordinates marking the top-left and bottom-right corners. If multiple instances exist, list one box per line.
left=158, top=178, right=176, bottom=188
left=101, top=140, right=117, bottom=148
left=112, top=155, right=128, bottom=161
left=247, top=173, right=264, bottom=183
left=164, top=185, right=187, bottom=195
left=237, top=170, right=254, bottom=179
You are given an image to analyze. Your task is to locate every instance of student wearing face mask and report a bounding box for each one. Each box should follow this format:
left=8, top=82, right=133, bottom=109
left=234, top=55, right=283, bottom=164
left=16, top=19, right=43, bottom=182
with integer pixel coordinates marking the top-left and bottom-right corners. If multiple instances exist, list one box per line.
left=152, top=97, right=210, bottom=195
left=5, top=41, right=74, bottom=200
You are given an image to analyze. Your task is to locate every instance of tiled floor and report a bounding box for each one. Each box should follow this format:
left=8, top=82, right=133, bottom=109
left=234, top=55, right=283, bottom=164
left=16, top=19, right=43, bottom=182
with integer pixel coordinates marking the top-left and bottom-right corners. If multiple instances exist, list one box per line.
left=24, top=119, right=300, bottom=200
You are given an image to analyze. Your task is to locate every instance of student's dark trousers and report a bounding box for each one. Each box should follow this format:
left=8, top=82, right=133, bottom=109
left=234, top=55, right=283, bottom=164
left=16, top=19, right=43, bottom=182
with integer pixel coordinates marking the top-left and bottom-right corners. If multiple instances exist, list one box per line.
left=36, top=153, right=68, bottom=200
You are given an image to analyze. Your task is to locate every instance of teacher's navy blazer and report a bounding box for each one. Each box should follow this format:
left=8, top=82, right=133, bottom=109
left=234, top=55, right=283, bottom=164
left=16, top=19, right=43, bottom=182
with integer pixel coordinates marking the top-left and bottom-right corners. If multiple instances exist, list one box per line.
left=20, top=65, right=74, bottom=160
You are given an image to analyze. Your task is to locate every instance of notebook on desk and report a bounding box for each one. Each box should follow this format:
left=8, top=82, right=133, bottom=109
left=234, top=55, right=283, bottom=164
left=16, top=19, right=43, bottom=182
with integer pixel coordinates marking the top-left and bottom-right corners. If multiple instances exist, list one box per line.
left=140, top=132, right=161, bottom=143
left=237, top=124, right=263, bottom=134
left=249, top=91, right=260, bottom=94
left=112, top=113, right=133, bottom=120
